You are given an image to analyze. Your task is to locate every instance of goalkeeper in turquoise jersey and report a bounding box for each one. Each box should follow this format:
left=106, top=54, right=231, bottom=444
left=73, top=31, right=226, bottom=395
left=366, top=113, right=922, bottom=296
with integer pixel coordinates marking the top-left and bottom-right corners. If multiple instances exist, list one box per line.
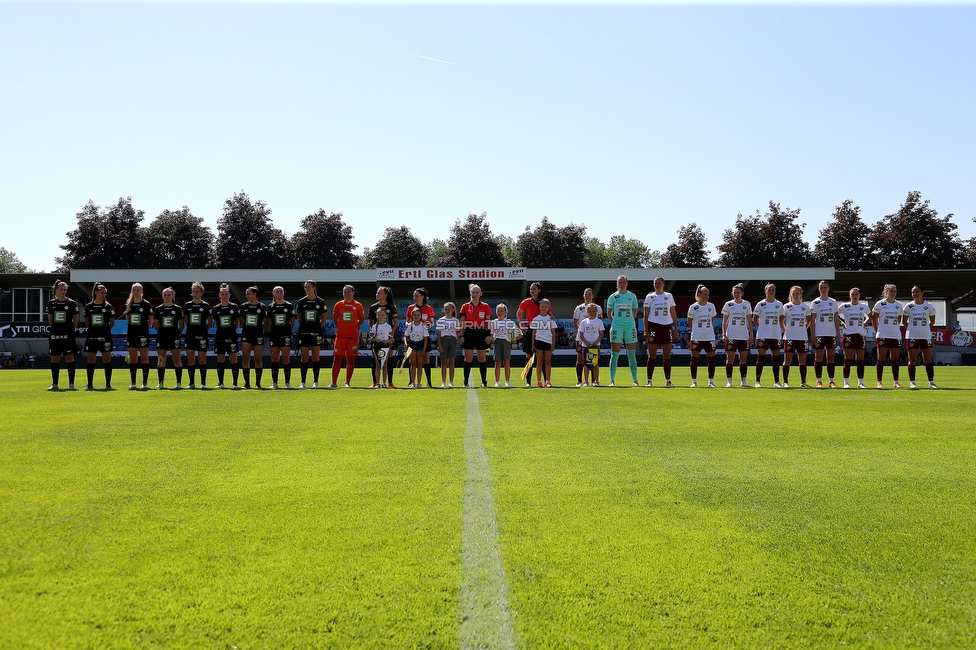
left=604, top=275, right=641, bottom=386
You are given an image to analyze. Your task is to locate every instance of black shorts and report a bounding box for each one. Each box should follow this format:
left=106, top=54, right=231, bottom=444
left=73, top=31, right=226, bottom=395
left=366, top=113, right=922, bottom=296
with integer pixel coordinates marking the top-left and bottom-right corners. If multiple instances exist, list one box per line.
left=156, top=335, right=181, bottom=351
left=49, top=335, right=76, bottom=356
left=299, top=332, right=325, bottom=348
left=185, top=334, right=209, bottom=352
left=215, top=337, right=239, bottom=355
left=534, top=340, right=552, bottom=352
left=84, top=336, right=113, bottom=354
left=242, top=334, right=266, bottom=347
left=269, top=335, right=292, bottom=349
left=127, top=333, right=150, bottom=349
left=462, top=328, right=490, bottom=350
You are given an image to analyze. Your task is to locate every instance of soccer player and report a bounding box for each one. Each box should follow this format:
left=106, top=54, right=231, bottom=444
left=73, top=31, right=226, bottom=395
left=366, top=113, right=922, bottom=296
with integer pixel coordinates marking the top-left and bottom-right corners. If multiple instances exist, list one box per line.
left=516, top=282, right=545, bottom=386
left=368, top=286, right=398, bottom=388
left=406, top=288, right=437, bottom=387
left=721, top=283, right=752, bottom=388
left=577, top=303, right=605, bottom=386
left=572, top=288, right=603, bottom=387
left=643, top=276, right=677, bottom=387
left=296, top=280, right=328, bottom=388
left=267, top=286, right=295, bottom=389
left=183, top=282, right=212, bottom=389
left=459, top=284, right=493, bottom=387
left=153, top=287, right=184, bottom=389
left=531, top=299, right=556, bottom=387
left=212, top=283, right=241, bottom=389
left=838, top=287, right=870, bottom=388
left=491, top=303, right=521, bottom=387
left=240, top=286, right=268, bottom=389
left=368, top=307, right=394, bottom=388
left=688, top=284, right=718, bottom=388
left=903, top=285, right=939, bottom=389
left=45, top=280, right=79, bottom=390
left=752, top=283, right=785, bottom=388
left=436, top=302, right=460, bottom=388
left=124, top=282, right=154, bottom=390
left=83, top=282, right=114, bottom=390
left=605, top=275, right=640, bottom=387
left=809, top=280, right=841, bottom=388
left=871, top=283, right=904, bottom=388
left=331, top=284, right=366, bottom=388
left=403, top=307, right=429, bottom=388
left=781, top=285, right=811, bottom=388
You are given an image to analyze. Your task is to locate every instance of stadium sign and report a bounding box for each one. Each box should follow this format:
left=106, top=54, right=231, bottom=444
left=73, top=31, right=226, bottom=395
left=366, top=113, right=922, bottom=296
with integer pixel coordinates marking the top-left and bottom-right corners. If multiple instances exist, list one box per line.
left=376, top=267, right=527, bottom=280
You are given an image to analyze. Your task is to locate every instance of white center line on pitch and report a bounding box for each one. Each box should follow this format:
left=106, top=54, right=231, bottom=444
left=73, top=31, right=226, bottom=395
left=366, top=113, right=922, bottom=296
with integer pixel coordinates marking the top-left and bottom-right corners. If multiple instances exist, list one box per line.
left=460, top=389, right=516, bottom=650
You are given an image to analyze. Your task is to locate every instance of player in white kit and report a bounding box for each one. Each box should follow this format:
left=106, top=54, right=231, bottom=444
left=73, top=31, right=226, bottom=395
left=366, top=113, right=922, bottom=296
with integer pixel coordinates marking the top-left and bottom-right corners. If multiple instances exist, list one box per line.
left=752, top=283, right=785, bottom=388
left=721, top=283, right=753, bottom=388
left=809, top=280, right=841, bottom=388
left=870, top=284, right=904, bottom=388
left=903, top=285, right=939, bottom=389
left=687, top=285, right=718, bottom=388
left=781, top=285, right=811, bottom=388
left=643, top=276, right=677, bottom=387
left=838, top=287, right=870, bottom=388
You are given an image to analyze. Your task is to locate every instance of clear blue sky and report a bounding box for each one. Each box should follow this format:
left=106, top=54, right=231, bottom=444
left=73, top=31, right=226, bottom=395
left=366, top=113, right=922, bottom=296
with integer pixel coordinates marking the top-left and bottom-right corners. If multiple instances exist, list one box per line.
left=2, top=1, right=974, bottom=271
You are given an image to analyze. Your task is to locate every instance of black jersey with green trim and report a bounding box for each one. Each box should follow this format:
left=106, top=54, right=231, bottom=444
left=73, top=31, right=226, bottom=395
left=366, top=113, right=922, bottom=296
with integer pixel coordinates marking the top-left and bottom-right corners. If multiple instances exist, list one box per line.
left=183, top=300, right=212, bottom=336
left=240, top=301, right=268, bottom=337
left=268, top=301, right=295, bottom=336
left=295, top=297, right=327, bottom=334
left=124, top=299, right=153, bottom=336
left=212, top=303, right=240, bottom=337
left=84, top=301, right=115, bottom=337
left=153, top=304, right=184, bottom=336
left=45, top=298, right=79, bottom=336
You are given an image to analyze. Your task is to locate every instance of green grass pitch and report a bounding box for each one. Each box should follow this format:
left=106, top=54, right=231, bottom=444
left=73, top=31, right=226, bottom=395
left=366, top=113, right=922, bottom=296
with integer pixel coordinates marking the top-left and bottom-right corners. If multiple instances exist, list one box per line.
left=2, top=366, right=975, bottom=648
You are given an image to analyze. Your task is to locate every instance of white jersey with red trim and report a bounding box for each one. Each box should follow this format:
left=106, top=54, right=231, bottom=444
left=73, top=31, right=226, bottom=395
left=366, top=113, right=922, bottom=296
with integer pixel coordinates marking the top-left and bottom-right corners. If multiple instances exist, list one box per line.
left=810, top=297, right=840, bottom=337
left=872, top=300, right=904, bottom=339
left=783, top=302, right=810, bottom=341
left=643, top=292, right=676, bottom=325
left=722, top=300, right=752, bottom=340
left=903, top=301, right=935, bottom=340
left=839, top=302, right=870, bottom=336
left=687, top=302, right=717, bottom=341
left=753, top=300, right=784, bottom=340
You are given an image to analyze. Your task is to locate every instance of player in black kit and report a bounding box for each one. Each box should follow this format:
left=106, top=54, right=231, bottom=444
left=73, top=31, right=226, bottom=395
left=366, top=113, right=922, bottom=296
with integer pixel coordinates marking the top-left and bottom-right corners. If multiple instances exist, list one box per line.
left=295, top=279, right=328, bottom=388
left=124, top=283, right=154, bottom=389
left=212, top=283, right=241, bottom=389
left=153, top=287, right=185, bottom=389
left=183, top=281, right=212, bottom=389
left=239, top=286, right=268, bottom=388
left=267, top=285, right=295, bottom=388
left=45, top=280, right=79, bottom=390
left=84, top=282, right=115, bottom=389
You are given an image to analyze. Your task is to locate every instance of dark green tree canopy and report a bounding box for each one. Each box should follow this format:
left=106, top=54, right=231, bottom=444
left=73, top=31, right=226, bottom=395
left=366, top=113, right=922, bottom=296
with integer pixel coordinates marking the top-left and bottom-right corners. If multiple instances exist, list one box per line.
left=661, top=223, right=712, bottom=268
left=869, top=191, right=962, bottom=270
left=437, top=213, right=507, bottom=267
left=363, top=226, right=428, bottom=268
left=144, top=206, right=214, bottom=269
left=289, top=210, right=357, bottom=269
left=214, top=192, right=287, bottom=269
left=56, top=198, right=146, bottom=271
left=515, top=217, right=589, bottom=268
left=717, top=202, right=809, bottom=267
left=813, top=199, right=873, bottom=270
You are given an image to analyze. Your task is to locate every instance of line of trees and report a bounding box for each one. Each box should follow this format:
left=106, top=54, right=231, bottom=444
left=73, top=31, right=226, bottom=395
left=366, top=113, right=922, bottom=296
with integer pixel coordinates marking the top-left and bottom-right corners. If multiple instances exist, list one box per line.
left=37, top=190, right=976, bottom=273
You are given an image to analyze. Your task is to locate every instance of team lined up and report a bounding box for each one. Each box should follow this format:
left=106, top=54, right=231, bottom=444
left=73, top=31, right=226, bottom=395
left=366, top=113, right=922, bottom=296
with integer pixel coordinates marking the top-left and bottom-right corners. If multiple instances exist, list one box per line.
left=599, top=275, right=939, bottom=390
left=43, top=275, right=939, bottom=390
